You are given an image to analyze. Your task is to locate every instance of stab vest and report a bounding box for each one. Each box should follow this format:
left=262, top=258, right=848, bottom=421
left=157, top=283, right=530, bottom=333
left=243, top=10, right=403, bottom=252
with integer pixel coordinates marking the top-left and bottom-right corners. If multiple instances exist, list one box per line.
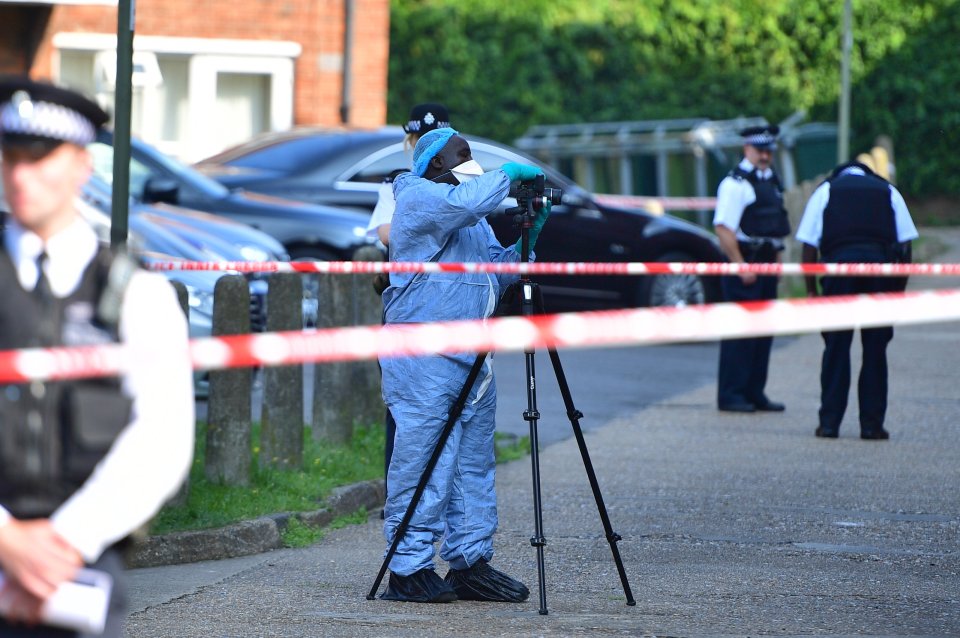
left=821, top=167, right=898, bottom=259
left=731, top=167, right=791, bottom=239
left=0, top=241, right=135, bottom=519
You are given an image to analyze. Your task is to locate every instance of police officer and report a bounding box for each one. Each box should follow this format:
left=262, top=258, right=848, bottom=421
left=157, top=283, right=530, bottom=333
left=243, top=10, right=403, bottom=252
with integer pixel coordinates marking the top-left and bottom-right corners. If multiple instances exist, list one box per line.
left=367, top=103, right=452, bottom=246
left=0, top=77, right=194, bottom=635
left=713, top=125, right=789, bottom=413
left=796, top=160, right=918, bottom=440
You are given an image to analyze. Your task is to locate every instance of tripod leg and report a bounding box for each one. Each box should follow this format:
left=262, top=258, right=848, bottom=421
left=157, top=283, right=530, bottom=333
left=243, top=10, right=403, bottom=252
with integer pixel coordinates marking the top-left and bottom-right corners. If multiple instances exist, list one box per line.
left=545, top=346, right=636, bottom=605
left=367, top=352, right=489, bottom=600
left=523, top=347, right=550, bottom=615
left=535, top=291, right=635, bottom=605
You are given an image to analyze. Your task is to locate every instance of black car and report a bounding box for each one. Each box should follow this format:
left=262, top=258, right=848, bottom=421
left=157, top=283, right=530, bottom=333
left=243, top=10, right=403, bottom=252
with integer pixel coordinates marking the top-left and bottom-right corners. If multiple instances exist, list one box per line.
left=197, top=127, right=726, bottom=310
left=89, top=130, right=375, bottom=263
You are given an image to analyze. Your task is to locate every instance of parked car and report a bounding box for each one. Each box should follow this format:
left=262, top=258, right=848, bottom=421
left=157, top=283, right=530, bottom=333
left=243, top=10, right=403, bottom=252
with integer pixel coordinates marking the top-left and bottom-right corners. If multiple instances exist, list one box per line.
left=89, top=129, right=375, bottom=263
left=77, top=177, right=276, bottom=331
left=83, top=171, right=290, bottom=263
left=197, top=127, right=727, bottom=310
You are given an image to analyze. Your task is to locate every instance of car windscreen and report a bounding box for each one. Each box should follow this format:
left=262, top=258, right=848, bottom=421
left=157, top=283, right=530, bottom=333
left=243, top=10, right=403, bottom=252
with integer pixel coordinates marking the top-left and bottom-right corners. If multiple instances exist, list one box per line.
left=205, top=130, right=401, bottom=177
left=93, top=131, right=231, bottom=199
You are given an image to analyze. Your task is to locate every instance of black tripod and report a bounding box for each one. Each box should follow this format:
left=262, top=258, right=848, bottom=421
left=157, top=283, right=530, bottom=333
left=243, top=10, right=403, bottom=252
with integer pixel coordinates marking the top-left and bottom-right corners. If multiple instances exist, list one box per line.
left=368, top=192, right=635, bottom=614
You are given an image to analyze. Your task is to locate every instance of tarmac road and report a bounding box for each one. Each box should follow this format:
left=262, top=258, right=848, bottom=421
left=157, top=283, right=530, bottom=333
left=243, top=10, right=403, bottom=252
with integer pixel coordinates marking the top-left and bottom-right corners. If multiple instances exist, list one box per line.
left=127, top=229, right=960, bottom=636
left=208, top=341, right=728, bottom=448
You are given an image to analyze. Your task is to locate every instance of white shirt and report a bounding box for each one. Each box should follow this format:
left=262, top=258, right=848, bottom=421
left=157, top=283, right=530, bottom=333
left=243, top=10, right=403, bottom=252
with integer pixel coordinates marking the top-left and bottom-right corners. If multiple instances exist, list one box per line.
left=795, top=167, right=919, bottom=248
left=713, top=158, right=774, bottom=240
left=366, top=181, right=396, bottom=239
left=0, top=218, right=195, bottom=561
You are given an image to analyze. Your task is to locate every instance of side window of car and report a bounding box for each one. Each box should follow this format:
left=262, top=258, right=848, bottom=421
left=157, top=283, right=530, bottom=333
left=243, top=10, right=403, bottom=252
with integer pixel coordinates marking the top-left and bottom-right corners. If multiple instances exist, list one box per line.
left=128, top=157, right=155, bottom=198
left=87, top=142, right=153, bottom=198
left=347, top=149, right=413, bottom=184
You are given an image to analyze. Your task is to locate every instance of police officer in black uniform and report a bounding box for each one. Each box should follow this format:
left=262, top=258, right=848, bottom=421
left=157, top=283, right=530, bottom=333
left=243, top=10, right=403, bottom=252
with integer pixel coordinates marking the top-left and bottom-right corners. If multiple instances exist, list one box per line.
left=713, top=125, right=789, bottom=413
left=0, top=77, right=194, bottom=635
left=796, top=160, right=918, bottom=440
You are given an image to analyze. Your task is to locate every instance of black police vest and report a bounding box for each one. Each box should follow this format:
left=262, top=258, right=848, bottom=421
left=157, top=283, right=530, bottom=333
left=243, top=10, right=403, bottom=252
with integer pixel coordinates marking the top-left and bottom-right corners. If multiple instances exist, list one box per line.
left=820, top=171, right=898, bottom=259
left=0, top=245, right=134, bottom=519
left=732, top=167, right=791, bottom=239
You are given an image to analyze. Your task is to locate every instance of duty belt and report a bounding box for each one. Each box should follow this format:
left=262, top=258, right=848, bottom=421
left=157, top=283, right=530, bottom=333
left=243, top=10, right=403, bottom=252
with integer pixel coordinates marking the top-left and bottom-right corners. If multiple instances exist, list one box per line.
left=738, top=237, right=784, bottom=263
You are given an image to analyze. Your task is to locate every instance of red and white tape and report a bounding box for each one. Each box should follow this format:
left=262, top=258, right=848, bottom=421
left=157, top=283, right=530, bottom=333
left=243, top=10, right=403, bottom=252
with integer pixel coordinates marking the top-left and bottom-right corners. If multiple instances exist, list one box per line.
left=594, top=194, right=718, bottom=211
left=147, top=259, right=960, bottom=278
left=2, top=288, right=959, bottom=384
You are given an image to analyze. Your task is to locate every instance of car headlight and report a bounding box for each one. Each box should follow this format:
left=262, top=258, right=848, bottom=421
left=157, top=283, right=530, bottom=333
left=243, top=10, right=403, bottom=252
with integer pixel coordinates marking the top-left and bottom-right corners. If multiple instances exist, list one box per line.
left=184, top=285, right=215, bottom=317
left=240, top=245, right=271, bottom=262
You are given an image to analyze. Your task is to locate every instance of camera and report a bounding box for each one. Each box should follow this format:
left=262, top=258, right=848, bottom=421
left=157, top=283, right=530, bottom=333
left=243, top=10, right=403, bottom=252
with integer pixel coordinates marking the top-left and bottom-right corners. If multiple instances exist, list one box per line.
left=508, top=174, right=563, bottom=219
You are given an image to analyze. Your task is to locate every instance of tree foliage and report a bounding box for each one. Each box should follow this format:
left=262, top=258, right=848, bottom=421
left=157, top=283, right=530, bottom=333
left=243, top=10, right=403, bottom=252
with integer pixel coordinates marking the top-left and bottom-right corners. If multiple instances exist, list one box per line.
left=388, top=0, right=960, bottom=196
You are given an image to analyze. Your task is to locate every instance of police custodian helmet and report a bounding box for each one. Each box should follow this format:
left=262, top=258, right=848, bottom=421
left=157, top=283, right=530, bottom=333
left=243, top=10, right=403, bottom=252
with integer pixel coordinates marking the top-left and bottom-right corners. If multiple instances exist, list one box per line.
left=740, top=124, right=780, bottom=150
left=0, top=76, right=108, bottom=149
left=403, top=102, right=451, bottom=134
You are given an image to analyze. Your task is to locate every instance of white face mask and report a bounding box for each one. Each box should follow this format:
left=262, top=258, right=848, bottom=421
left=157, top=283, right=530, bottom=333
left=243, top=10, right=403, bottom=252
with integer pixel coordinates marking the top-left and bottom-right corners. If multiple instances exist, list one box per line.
left=451, top=159, right=484, bottom=184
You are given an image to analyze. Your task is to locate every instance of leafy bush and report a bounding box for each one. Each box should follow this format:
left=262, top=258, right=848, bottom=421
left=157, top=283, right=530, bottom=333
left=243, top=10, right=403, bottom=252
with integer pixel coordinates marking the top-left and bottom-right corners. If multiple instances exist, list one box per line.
left=389, top=0, right=959, bottom=197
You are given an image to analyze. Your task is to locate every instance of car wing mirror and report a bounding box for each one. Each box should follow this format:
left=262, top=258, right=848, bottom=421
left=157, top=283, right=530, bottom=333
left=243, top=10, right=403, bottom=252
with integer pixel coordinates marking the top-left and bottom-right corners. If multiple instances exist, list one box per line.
left=143, top=176, right=180, bottom=204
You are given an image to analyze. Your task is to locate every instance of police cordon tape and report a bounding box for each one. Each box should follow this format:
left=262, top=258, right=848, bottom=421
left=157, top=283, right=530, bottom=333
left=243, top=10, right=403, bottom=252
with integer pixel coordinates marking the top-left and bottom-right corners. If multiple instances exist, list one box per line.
left=147, top=259, right=960, bottom=278
left=2, top=288, right=959, bottom=384
left=593, top=194, right=718, bottom=211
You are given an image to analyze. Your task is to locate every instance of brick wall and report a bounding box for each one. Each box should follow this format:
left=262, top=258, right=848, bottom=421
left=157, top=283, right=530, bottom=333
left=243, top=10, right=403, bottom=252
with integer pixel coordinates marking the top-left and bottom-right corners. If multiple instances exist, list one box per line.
left=0, top=6, right=52, bottom=75
left=0, top=8, right=30, bottom=74
left=24, top=0, right=388, bottom=127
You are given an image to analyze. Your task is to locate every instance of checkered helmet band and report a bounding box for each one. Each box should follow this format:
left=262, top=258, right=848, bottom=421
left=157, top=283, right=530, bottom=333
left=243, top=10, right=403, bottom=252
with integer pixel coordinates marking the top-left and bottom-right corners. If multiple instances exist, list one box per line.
left=0, top=96, right=96, bottom=146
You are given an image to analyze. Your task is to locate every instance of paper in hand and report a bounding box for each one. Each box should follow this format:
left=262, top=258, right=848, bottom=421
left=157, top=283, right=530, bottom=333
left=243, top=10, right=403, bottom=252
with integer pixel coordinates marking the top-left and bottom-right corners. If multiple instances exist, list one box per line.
left=0, top=567, right=113, bottom=634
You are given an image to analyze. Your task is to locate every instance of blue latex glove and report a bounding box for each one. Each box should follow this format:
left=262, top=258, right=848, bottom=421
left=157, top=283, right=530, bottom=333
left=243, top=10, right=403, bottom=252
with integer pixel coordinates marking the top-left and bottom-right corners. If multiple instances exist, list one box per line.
left=501, top=162, right=543, bottom=183
left=514, top=201, right=552, bottom=256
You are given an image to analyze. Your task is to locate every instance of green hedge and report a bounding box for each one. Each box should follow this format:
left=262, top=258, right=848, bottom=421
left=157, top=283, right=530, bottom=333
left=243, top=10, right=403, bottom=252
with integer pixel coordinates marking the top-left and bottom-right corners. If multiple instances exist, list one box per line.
left=388, top=0, right=959, bottom=197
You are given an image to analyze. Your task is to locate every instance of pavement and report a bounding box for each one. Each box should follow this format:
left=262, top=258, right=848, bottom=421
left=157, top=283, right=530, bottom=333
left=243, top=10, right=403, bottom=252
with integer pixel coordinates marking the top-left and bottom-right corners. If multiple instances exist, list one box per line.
left=123, top=229, right=960, bottom=637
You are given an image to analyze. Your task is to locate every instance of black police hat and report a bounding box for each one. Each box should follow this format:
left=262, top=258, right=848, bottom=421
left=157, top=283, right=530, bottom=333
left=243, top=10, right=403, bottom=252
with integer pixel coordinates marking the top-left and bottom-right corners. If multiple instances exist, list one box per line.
left=740, top=124, right=780, bottom=150
left=402, top=103, right=451, bottom=134
left=0, top=76, right=108, bottom=149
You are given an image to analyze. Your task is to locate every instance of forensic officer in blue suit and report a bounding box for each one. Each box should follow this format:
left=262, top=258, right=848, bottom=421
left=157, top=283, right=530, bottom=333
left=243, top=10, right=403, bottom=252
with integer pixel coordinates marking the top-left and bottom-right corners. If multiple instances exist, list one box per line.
left=713, top=125, right=789, bottom=413
left=379, top=127, right=550, bottom=603
left=796, top=160, right=918, bottom=440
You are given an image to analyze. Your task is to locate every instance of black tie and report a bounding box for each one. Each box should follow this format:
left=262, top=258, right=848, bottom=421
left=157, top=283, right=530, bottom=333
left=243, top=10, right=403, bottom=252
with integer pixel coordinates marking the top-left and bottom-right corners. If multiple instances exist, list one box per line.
left=34, top=252, right=52, bottom=300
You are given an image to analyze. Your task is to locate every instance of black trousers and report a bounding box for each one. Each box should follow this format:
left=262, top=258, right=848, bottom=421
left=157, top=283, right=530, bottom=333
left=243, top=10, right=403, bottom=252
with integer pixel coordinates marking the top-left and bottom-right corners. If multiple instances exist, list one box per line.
left=0, top=548, right=126, bottom=638
left=818, top=248, right=897, bottom=433
left=384, top=408, right=396, bottom=475
left=717, top=274, right=779, bottom=407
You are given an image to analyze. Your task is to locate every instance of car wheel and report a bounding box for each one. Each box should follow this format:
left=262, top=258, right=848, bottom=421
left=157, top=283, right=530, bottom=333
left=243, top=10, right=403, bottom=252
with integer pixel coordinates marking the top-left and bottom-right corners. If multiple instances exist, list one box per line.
left=288, top=246, right=339, bottom=328
left=637, top=252, right=707, bottom=309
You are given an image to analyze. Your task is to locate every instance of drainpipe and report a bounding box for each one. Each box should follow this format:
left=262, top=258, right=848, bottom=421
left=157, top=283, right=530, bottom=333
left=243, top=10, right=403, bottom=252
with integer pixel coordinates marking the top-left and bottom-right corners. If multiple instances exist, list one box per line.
left=339, top=0, right=354, bottom=124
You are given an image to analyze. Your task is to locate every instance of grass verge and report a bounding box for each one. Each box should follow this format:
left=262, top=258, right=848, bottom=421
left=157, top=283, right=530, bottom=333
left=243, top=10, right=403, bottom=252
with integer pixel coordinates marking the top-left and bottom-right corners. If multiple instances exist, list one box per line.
left=150, top=422, right=385, bottom=535
left=151, top=422, right=531, bottom=537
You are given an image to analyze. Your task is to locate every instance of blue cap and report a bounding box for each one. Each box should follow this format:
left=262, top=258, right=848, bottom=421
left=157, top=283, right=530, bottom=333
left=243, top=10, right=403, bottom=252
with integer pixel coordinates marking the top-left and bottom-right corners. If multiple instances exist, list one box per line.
left=412, top=127, right=459, bottom=177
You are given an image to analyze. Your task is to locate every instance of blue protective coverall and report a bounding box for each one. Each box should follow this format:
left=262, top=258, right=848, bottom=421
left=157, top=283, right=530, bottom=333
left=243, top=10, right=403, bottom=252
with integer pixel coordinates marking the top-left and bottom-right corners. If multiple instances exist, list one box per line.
left=380, top=168, right=523, bottom=575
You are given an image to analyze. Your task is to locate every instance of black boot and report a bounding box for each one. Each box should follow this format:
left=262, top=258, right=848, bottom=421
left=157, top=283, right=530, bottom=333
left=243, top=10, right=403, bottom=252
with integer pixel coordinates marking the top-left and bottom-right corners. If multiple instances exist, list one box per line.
left=444, top=559, right=530, bottom=603
left=381, top=568, right=458, bottom=603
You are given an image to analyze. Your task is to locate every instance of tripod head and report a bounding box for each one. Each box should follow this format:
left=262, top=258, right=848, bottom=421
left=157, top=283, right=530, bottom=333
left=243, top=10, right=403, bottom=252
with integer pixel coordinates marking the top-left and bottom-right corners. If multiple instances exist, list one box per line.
left=506, top=174, right=563, bottom=264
